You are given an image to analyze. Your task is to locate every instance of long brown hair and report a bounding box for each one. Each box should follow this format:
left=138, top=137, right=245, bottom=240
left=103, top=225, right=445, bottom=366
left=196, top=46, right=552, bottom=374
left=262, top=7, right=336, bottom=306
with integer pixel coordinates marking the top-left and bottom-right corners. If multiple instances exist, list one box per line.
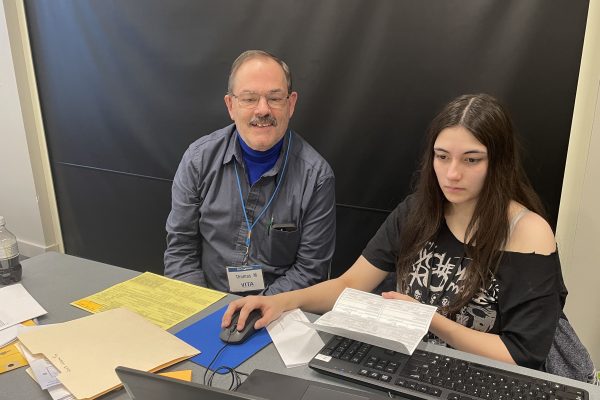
left=396, top=94, right=546, bottom=315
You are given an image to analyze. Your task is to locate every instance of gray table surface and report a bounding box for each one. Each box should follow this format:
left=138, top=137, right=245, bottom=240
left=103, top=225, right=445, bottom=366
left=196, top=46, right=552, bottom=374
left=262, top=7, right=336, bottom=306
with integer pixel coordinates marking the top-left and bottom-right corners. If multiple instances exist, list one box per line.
left=2, top=252, right=598, bottom=400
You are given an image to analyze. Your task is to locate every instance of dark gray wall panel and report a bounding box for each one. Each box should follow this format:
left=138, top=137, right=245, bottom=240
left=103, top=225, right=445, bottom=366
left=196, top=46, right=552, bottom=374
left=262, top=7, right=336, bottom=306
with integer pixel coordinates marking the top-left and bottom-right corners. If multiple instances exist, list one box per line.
left=331, top=207, right=389, bottom=278
left=52, top=163, right=171, bottom=273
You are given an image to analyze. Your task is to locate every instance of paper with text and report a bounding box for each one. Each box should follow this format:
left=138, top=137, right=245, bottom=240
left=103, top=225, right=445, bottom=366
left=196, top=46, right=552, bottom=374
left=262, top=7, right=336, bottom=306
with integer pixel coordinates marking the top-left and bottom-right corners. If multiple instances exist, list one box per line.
left=266, top=309, right=326, bottom=368
left=308, top=288, right=437, bottom=355
left=25, top=368, right=75, bottom=400
left=17, top=341, right=61, bottom=389
left=71, top=272, right=226, bottom=329
left=0, top=284, right=46, bottom=331
left=0, top=318, right=36, bottom=348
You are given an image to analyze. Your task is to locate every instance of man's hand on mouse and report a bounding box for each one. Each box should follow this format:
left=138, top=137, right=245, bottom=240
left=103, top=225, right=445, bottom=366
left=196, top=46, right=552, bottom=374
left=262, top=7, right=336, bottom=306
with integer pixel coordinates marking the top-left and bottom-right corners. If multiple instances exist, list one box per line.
left=222, top=295, right=286, bottom=331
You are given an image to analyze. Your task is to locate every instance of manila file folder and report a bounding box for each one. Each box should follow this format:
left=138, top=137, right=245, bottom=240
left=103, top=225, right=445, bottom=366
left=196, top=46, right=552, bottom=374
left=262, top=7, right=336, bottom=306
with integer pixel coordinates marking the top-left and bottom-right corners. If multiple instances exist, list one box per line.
left=17, top=308, right=199, bottom=400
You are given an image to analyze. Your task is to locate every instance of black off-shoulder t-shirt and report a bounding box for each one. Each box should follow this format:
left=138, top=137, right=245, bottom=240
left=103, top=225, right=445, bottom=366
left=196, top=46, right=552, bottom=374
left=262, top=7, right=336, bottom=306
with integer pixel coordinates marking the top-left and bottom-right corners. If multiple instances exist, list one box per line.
left=362, top=196, right=567, bottom=370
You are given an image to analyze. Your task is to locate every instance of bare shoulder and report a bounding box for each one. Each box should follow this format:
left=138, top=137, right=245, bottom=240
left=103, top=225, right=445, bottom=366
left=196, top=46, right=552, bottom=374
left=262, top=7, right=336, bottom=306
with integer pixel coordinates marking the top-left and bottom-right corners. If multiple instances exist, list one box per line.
left=505, top=203, right=556, bottom=255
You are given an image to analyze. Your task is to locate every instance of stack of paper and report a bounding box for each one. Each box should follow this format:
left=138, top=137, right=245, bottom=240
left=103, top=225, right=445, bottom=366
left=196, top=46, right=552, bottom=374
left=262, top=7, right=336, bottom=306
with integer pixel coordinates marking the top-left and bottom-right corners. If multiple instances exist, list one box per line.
left=307, top=288, right=437, bottom=355
left=0, top=283, right=47, bottom=331
left=0, top=284, right=47, bottom=374
left=18, top=308, right=199, bottom=400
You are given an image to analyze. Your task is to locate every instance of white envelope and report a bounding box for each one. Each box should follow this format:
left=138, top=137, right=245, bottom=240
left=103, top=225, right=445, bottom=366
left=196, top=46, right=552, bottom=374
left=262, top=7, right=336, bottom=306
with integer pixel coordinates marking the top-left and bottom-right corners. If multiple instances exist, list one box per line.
left=267, top=309, right=326, bottom=368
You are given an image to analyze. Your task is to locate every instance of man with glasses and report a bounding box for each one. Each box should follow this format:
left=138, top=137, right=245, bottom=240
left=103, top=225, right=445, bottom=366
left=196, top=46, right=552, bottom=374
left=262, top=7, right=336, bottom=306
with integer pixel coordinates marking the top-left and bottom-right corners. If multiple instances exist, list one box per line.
left=164, top=50, right=336, bottom=295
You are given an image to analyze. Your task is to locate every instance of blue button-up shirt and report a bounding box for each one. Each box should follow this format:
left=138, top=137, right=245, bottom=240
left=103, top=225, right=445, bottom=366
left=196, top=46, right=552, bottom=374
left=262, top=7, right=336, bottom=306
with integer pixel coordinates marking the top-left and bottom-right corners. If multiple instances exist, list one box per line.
left=164, top=124, right=336, bottom=295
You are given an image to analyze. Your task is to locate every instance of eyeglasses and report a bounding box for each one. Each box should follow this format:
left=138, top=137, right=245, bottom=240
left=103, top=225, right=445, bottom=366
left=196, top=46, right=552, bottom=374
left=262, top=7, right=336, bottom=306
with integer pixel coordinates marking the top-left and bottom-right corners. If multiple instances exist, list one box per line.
left=230, top=92, right=290, bottom=109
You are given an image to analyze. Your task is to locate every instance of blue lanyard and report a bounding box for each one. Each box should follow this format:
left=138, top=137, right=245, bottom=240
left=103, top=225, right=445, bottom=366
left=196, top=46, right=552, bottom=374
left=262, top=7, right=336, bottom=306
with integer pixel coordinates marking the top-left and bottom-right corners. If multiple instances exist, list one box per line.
left=234, top=131, right=292, bottom=262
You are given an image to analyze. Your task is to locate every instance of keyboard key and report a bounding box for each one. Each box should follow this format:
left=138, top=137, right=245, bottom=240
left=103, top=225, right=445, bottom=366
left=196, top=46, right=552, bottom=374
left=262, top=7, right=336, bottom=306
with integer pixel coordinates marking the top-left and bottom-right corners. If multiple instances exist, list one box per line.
left=368, top=371, right=380, bottom=380
left=551, top=383, right=564, bottom=391
left=565, top=387, right=585, bottom=395
left=417, top=384, right=429, bottom=392
left=375, top=362, right=387, bottom=370
left=406, top=381, right=418, bottom=390
left=407, top=373, right=421, bottom=380
left=554, top=390, right=584, bottom=400
left=380, top=374, right=392, bottom=383
left=385, top=365, right=397, bottom=374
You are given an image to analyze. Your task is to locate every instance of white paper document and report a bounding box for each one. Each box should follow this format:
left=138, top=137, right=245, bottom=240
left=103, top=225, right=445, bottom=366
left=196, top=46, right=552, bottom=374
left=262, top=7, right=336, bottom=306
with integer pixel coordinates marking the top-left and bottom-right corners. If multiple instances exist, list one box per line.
left=25, top=368, right=75, bottom=400
left=0, top=324, right=20, bottom=347
left=266, top=309, right=326, bottom=368
left=307, top=288, right=437, bottom=355
left=48, top=384, right=76, bottom=400
left=0, top=283, right=47, bottom=331
left=17, top=340, right=61, bottom=390
left=0, top=319, right=38, bottom=347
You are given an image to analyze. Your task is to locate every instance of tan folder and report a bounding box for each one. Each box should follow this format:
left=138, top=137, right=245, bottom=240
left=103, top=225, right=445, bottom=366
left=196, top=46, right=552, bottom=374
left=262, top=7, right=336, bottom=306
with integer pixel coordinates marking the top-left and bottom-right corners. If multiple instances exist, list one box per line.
left=17, top=308, right=199, bottom=400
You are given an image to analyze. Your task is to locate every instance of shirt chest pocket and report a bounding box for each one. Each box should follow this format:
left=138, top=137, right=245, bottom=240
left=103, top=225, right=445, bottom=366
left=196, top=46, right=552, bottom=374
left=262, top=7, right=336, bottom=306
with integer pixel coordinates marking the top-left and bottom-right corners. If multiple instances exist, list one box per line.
left=263, top=224, right=300, bottom=266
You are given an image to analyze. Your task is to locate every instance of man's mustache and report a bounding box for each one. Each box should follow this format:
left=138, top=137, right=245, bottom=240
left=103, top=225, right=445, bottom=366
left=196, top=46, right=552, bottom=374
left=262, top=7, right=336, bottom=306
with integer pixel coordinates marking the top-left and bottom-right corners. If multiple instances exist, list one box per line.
left=249, top=115, right=277, bottom=127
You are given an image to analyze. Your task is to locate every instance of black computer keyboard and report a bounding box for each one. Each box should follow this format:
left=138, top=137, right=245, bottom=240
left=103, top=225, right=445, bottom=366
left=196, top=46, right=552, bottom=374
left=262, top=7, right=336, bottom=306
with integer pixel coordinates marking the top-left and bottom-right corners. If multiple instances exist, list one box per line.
left=308, top=336, right=589, bottom=400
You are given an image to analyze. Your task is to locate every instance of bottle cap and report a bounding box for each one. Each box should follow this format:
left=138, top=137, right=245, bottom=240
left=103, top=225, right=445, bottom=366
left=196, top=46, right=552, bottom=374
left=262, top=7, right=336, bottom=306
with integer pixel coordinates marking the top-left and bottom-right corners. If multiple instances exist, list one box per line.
left=0, top=216, right=4, bottom=226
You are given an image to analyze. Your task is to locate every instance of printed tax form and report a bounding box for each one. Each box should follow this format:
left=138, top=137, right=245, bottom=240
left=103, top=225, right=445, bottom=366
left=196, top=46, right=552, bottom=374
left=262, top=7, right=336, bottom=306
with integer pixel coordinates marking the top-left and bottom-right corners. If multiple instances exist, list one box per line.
left=307, top=288, right=437, bottom=355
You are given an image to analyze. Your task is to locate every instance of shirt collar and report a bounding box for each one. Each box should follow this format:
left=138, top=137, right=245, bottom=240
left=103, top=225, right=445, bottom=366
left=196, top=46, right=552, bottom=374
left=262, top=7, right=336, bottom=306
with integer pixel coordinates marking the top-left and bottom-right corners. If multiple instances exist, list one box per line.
left=223, top=125, right=292, bottom=177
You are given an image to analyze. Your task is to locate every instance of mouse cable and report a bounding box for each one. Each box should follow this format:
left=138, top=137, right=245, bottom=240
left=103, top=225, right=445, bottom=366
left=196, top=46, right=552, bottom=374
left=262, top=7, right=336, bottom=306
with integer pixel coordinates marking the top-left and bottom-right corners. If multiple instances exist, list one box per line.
left=207, top=366, right=249, bottom=390
left=204, top=327, right=250, bottom=390
left=233, top=369, right=250, bottom=391
left=203, top=342, right=229, bottom=386
left=203, top=343, right=249, bottom=390
left=203, top=329, right=249, bottom=391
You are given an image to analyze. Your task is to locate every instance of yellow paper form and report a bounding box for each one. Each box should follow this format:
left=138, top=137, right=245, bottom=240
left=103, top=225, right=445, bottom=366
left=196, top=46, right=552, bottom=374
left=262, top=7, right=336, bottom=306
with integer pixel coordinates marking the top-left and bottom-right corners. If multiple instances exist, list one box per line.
left=70, top=272, right=226, bottom=329
left=0, top=343, right=28, bottom=373
left=0, top=319, right=37, bottom=374
left=17, top=308, right=199, bottom=400
left=158, top=369, right=192, bottom=382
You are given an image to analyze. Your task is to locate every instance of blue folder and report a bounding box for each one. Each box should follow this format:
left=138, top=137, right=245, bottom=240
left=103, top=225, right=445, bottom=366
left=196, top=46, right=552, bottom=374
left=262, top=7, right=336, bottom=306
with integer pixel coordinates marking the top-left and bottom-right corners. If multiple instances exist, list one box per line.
left=175, top=305, right=272, bottom=374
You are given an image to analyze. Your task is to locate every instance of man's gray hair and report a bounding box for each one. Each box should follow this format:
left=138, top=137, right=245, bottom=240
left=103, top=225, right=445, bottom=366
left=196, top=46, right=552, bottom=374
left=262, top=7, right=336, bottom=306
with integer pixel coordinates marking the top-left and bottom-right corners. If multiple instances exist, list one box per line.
left=227, top=50, right=292, bottom=94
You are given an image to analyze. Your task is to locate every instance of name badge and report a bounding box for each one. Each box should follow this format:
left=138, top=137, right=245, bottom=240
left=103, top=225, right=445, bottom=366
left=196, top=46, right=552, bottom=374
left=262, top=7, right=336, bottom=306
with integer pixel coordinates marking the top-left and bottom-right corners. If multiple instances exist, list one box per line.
left=226, top=265, right=265, bottom=292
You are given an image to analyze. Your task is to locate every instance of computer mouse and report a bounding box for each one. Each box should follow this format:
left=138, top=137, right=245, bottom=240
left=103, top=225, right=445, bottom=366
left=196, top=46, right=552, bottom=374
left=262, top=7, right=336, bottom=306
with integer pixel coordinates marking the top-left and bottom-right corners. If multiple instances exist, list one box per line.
left=220, top=309, right=262, bottom=344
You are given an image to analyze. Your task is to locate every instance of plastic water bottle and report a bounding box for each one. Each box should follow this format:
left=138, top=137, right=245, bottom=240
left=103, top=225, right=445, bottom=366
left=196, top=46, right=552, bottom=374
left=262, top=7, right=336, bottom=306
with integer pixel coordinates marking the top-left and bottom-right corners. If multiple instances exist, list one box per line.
left=0, top=216, right=22, bottom=285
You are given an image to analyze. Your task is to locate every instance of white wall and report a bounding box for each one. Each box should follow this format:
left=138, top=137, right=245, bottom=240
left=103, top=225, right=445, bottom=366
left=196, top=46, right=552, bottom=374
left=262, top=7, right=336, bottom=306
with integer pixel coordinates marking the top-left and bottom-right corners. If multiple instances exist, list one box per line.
left=556, top=0, right=600, bottom=368
left=0, top=1, right=45, bottom=256
left=1, top=0, right=61, bottom=256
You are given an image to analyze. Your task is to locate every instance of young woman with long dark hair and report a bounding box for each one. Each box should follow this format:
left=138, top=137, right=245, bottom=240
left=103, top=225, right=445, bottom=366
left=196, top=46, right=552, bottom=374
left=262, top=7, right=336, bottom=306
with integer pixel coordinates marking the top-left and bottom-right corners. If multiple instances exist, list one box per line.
left=223, top=93, right=564, bottom=370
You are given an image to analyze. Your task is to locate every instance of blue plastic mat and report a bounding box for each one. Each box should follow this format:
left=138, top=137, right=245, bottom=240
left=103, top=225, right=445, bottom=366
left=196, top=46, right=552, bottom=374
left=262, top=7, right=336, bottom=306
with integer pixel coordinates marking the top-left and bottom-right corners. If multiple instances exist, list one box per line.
left=175, top=305, right=272, bottom=374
